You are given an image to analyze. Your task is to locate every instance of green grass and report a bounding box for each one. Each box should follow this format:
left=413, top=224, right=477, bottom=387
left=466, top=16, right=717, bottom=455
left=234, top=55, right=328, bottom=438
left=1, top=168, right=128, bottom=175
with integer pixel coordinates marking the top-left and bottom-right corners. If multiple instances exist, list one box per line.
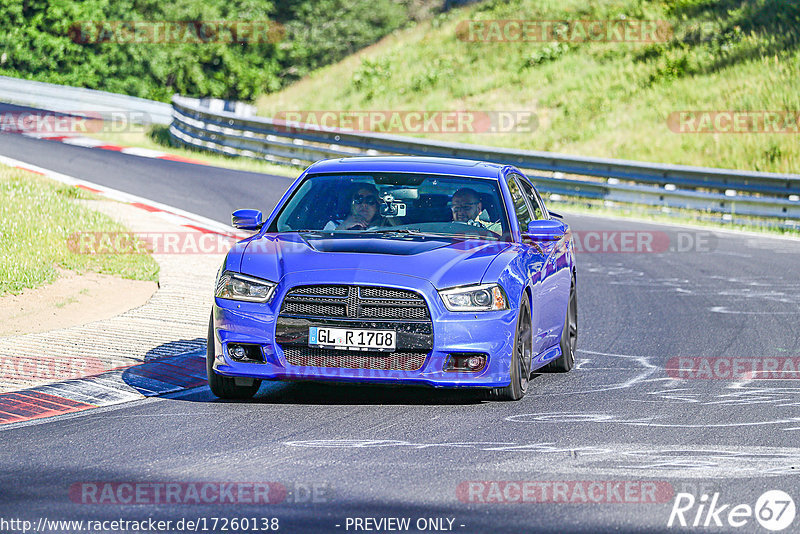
left=256, top=0, right=800, bottom=174
left=0, top=165, right=160, bottom=295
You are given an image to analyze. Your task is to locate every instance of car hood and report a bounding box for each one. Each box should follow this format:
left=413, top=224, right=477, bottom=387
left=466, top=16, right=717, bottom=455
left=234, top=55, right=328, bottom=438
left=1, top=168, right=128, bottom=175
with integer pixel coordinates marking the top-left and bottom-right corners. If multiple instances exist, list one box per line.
left=237, top=233, right=512, bottom=289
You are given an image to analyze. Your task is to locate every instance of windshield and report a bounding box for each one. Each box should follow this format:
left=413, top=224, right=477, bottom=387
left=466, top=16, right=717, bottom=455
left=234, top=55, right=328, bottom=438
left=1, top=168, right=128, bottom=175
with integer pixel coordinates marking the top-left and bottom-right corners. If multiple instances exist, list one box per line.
left=269, top=173, right=510, bottom=240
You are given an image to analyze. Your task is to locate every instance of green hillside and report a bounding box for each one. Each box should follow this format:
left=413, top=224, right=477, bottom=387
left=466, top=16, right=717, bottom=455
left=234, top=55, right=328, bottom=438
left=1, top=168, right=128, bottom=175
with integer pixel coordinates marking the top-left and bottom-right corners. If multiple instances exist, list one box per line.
left=257, top=0, right=800, bottom=174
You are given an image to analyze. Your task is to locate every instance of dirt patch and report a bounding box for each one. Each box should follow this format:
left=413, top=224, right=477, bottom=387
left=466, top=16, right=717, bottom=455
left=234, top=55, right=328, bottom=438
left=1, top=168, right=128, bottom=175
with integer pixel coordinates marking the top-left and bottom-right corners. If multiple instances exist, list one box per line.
left=0, top=267, right=158, bottom=336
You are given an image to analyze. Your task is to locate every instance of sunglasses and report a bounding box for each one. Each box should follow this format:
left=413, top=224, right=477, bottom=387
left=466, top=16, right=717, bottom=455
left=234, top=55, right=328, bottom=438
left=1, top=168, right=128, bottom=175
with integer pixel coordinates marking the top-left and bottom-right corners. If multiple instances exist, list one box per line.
left=450, top=202, right=479, bottom=212
left=352, top=194, right=378, bottom=206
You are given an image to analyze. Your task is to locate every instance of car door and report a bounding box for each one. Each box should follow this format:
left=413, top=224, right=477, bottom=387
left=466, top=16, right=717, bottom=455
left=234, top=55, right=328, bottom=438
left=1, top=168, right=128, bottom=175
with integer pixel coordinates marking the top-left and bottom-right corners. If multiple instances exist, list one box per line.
left=507, top=173, right=566, bottom=354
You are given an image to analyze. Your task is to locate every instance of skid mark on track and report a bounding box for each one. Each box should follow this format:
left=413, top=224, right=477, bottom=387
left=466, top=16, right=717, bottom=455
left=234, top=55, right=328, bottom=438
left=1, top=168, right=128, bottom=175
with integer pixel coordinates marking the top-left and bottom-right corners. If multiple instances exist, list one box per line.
left=283, top=439, right=800, bottom=478
left=286, top=439, right=610, bottom=455
left=534, top=346, right=800, bottom=434
left=709, top=306, right=799, bottom=315
left=506, top=412, right=800, bottom=429
left=538, top=349, right=659, bottom=396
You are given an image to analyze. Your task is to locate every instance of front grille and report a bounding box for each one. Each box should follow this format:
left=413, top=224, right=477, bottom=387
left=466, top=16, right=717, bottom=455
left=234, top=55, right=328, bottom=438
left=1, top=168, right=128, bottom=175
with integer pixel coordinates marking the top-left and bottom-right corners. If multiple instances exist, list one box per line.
left=292, top=285, right=349, bottom=297
left=360, top=305, right=428, bottom=320
left=281, top=301, right=346, bottom=317
left=360, top=286, right=419, bottom=300
left=280, top=285, right=430, bottom=320
left=283, top=346, right=427, bottom=371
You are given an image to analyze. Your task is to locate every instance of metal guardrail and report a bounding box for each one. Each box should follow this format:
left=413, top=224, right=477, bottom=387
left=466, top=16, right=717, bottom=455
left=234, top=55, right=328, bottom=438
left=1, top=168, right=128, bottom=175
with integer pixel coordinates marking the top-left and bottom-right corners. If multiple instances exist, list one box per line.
left=170, top=95, right=800, bottom=223
left=0, top=76, right=173, bottom=124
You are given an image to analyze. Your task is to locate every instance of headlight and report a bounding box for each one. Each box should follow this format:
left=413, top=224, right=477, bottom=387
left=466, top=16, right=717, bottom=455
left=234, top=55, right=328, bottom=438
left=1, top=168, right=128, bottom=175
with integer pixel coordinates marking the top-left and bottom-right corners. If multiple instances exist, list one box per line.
left=215, top=271, right=276, bottom=303
left=439, top=284, right=508, bottom=312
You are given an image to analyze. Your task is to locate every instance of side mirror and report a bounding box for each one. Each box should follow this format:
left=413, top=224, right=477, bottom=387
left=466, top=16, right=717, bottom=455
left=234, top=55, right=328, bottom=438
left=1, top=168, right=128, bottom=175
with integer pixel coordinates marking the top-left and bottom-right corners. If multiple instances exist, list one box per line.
left=232, top=209, right=263, bottom=231
left=522, top=219, right=566, bottom=242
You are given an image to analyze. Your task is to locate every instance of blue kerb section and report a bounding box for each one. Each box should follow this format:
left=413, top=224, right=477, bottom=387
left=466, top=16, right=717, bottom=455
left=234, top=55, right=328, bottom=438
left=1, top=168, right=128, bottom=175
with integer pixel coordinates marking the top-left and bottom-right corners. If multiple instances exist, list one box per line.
left=121, top=351, right=207, bottom=396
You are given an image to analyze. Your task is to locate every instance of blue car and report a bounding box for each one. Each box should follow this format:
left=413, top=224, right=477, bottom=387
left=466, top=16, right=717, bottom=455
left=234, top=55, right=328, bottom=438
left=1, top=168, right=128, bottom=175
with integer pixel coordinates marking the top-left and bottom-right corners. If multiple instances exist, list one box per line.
left=208, top=156, right=577, bottom=401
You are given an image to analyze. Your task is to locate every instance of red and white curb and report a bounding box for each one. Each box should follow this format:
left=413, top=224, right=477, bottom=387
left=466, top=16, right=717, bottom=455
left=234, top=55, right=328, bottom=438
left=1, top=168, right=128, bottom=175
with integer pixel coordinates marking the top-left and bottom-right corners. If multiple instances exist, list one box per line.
left=19, top=131, right=208, bottom=165
left=0, top=352, right=207, bottom=426
left=0, top=154, right=246, bottom=240
left=0, top=156, right=250, bottom=426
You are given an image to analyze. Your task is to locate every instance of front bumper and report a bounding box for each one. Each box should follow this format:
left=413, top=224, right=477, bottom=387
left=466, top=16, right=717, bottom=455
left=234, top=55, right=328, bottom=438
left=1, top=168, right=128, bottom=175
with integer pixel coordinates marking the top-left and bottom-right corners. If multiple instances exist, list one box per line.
left=211, top=271, right=517, bottom=388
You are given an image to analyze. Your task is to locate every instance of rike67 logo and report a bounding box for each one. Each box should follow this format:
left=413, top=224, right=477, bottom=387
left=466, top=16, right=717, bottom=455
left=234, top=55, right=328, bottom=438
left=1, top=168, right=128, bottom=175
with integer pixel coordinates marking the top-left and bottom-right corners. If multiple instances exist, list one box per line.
left=668, top=490, right=795, bottom=531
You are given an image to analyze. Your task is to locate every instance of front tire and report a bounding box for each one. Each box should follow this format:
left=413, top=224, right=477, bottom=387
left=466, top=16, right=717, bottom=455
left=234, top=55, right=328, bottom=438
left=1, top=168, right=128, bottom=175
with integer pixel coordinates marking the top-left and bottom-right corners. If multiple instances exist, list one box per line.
left=207, top=313, right=261, bottom=399
left=543, top=276, right=577, bottom=373
left=488, top=298, right=532, bottom=401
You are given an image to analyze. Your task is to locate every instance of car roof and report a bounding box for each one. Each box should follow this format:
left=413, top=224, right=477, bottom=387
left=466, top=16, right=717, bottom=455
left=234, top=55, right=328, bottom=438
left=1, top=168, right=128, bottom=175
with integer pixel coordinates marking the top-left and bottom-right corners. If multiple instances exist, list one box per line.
left=306, top=156, right=506, bottom=179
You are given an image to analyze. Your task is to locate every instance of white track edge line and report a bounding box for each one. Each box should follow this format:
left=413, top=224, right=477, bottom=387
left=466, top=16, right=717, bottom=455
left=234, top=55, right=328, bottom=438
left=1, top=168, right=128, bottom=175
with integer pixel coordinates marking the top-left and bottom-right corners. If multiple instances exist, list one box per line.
left=0, top=154, right=240, bottom=236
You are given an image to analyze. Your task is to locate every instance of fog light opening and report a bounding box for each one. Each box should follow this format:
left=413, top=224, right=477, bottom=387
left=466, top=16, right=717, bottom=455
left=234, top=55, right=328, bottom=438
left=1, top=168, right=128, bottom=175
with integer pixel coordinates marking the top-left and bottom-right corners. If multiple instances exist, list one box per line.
left=227, top=343, right=265, bottom=363
left=466, top=355, right=484, bottom=370
left=445, top=353, right=487, bottom=372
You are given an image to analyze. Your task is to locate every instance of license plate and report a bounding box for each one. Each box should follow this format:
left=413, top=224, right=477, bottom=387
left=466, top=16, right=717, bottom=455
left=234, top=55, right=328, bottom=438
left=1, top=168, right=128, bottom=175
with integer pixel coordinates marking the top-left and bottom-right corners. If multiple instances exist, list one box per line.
left=309, top=326, right=396, bottom=351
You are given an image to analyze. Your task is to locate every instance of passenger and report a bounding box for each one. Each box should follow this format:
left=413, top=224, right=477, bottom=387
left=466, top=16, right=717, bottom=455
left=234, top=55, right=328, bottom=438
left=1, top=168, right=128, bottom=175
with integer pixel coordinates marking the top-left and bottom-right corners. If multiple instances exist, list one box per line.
left=324, top=185, right=387, bottom=230
left=450, top=188, right=502, bottom=234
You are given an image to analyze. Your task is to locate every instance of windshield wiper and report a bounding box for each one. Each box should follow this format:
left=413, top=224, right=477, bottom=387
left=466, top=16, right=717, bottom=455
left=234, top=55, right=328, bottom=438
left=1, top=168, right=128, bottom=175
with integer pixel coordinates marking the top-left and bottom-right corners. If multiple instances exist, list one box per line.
left=296, top=230, right=328, bottom=237
left=367, top=228, right=498, bottom=240
left=365, top=228, right=441, bottom=237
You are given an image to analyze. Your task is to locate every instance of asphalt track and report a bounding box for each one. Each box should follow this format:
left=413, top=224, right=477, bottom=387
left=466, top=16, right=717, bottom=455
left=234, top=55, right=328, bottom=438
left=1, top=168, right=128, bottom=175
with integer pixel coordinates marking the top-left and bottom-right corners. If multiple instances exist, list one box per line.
left=1, top=123, right=800, bottom=533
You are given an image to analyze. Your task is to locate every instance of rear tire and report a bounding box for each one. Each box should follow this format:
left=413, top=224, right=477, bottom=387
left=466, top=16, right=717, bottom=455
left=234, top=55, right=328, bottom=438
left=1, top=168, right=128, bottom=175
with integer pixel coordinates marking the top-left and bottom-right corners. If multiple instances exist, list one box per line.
left=207, top=313, right=261, bottom=399
left=488, top=298, right=532, bottom=401
left=543, top=276, right=577, bottom=373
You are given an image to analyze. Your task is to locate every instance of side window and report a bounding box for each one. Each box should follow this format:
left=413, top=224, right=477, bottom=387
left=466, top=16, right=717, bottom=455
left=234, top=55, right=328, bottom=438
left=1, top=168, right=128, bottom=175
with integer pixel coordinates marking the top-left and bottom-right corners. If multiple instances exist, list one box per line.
left=533, top=189, right=549, bottom=219
left=515, top=175, right=545, bottom=220
left=506, top=175, right=533, bottom=231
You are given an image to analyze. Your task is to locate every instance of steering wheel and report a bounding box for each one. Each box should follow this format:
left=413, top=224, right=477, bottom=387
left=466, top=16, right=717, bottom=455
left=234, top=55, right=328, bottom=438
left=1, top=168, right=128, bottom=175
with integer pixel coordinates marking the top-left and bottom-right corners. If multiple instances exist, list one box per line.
left=448, top=221, right=500, bottom=237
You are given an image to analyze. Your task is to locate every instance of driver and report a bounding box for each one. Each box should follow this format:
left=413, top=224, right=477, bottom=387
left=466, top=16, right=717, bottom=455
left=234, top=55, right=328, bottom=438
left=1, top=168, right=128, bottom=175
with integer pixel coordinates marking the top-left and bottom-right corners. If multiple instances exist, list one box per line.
left=324, top=184, right=387, bottom=230
left=450, top=188, right=502, bottom=234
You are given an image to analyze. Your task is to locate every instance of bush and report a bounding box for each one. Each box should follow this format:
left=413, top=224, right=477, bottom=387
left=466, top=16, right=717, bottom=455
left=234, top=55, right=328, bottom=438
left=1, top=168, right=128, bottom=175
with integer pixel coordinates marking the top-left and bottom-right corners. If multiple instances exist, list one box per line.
left=0, top=0, right=418, bottom=101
